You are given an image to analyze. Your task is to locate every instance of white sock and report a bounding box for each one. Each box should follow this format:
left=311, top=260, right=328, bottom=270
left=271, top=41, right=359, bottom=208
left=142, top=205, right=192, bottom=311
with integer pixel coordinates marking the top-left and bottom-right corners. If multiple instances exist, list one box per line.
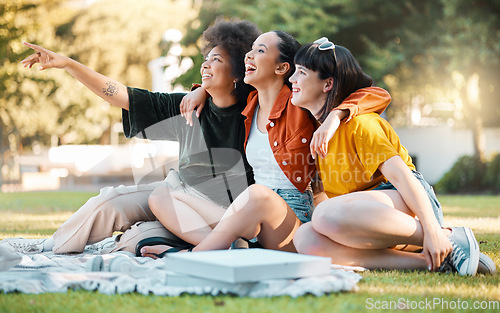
left=42, top=237, right=55, bottom=252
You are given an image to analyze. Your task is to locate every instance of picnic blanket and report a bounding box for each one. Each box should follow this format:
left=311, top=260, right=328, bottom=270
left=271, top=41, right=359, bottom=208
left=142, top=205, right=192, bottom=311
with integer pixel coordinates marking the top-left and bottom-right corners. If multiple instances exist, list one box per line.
left=0, top=243, right=363, bottom=297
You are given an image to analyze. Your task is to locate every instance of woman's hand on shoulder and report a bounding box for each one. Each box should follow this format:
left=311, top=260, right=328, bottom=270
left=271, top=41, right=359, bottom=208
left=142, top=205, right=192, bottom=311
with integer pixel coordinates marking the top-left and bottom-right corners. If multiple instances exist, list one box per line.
left=310, top=110, right=344, bottom=159
left=180, top=87, right=208, bottom=126
left=21, top=42, right=69, bottom=70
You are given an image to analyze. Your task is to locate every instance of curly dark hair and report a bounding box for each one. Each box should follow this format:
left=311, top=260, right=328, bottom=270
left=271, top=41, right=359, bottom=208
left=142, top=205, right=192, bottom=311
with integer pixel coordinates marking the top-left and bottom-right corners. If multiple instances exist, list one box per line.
left=201, top=17, right=261, bottom=102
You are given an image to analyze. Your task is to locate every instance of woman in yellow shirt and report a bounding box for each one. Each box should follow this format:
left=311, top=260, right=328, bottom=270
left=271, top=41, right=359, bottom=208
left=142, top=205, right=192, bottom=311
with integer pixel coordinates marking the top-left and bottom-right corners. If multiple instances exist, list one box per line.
left=289, top=38, right=483, bottom=276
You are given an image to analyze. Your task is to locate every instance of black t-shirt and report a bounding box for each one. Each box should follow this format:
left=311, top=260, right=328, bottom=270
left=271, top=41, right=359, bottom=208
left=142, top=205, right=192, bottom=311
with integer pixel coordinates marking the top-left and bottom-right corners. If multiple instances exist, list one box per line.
left=122, top=87, right=254, bottom=207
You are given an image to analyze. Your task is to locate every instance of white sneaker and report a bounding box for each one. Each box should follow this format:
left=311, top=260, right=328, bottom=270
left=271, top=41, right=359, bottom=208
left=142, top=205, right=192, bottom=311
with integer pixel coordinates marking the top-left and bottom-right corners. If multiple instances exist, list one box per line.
left=85, top=255, right=145, bottom=273
left=107, top=256, right=145, bottom=273
left=85, top=255, right=105, bottom=272
left=447, top=227, right=480, bottom=276
left=0, top=238, right=46, bottom=254
left=0, top=246, right=22, bottom=271
left=84, top=236, right=118, bottom=254
left=477, top=252, right=497, bottom=275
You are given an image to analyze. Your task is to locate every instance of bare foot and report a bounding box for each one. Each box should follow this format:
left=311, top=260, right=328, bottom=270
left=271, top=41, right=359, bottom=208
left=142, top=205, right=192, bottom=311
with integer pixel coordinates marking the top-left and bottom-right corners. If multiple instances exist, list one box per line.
left=140, top=244, right=173, bottom=259
left=140, top=244, right=189, bottom=259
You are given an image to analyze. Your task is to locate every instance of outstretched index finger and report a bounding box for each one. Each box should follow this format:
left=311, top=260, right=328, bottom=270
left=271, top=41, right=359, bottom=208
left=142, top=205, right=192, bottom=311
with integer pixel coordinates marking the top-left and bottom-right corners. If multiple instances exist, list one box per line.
left=23, top=42, right=48, bottom=54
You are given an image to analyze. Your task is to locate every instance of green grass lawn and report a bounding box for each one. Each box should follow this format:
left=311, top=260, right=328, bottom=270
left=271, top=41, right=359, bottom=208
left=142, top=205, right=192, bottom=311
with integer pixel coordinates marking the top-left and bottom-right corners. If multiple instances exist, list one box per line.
left=0, top=192, right=499, bottom=313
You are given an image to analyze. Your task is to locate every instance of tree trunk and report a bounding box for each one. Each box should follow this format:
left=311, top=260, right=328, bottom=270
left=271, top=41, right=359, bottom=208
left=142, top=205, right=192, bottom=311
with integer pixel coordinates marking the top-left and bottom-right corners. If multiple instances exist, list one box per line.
left=471, top=112, right=486, bottom=162
left=466, top=74, right=486, bottom=162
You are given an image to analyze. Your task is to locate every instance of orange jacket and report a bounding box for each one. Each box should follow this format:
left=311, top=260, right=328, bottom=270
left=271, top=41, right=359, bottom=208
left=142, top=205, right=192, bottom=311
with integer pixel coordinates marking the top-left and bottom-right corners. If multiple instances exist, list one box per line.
left=242, top=85, right=391, bottom=192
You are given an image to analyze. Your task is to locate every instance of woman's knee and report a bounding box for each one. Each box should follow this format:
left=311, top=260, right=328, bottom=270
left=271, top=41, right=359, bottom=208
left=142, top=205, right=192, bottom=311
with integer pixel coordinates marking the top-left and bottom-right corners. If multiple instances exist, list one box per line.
left=246, top=184, right=273, bottom=199
left=293, top=223, right=311, bottom=253
left=88, top=186, right=138, bottom=216
left=311, top=199, right=353, bottom=236
left=148, top=186, right=171, bottom=213
left=239, top=184, right=276, bottom=212
left=293, top=223, right=324, bottom=256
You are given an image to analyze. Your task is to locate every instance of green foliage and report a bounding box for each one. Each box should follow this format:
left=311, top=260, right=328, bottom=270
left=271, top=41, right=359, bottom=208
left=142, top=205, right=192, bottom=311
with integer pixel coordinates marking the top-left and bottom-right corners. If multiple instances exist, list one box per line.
left=180, top=0, right=447, bottom=88
left=485, top=154, right=500, bottom=192
left=61, top=0, right=197, bottom=89
left=1, top=0, right=64, bottom=147
left=435, top=155, right=485, bottom=193
left=1, top=0, right=199, bottom=150
left=174, top=53, right=204, bottom=88
left=5, top=0, right=499, bottom=148
left=44, top=0, right=199, bottom=145
left=435, top=154, right=500, bottom=194
left=177, top=0, right=500, bottom=132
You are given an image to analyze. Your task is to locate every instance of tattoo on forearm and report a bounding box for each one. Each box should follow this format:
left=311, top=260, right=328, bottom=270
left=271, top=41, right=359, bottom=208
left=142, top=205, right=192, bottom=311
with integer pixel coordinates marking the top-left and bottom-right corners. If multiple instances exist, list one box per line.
left=103, top=81, right=119, bottom=97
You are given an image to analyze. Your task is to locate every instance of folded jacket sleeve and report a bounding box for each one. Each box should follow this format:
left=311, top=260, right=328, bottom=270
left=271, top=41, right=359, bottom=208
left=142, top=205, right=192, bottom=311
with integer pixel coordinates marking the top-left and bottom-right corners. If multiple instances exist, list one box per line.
left=335, top=86, right=391, bottom=123
left=122, top=87, right=186, bottom=140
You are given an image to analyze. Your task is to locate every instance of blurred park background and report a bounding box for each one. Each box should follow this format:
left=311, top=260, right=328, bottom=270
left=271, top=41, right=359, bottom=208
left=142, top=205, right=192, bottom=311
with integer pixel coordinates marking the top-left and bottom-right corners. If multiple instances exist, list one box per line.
left=1, top=0, right=500, bottom=194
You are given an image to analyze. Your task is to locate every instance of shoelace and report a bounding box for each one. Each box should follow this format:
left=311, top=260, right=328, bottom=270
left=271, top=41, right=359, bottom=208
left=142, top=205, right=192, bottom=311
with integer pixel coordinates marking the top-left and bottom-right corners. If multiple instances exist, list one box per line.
left=439, top=255, right=456, bottom=273
left=11, top=241, right=44, bottom=253
left=439, top=231, right=472, bottom=273
left=449, top=240, right=468, bottom=270
left=86, top=240, right=116, bottom=252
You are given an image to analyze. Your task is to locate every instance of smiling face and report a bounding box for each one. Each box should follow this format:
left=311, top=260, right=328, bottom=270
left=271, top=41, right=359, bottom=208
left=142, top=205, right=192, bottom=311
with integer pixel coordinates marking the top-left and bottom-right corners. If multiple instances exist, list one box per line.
left=200, top=46, right=235, bottom=97
left=243, top=32, right=284, bottom=88
left=289, top=64, right=332, bottom=117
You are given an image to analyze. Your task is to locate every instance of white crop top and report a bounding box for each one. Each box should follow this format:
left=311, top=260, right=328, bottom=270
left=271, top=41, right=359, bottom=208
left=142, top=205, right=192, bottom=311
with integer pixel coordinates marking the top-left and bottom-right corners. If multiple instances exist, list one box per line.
left=245, top=106, right=296, bottom=189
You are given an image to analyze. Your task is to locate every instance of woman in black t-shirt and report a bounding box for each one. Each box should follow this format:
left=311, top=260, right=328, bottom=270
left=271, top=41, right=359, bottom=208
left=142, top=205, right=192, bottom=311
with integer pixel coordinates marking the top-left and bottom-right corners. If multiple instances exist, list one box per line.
left=16, top=19, right=261, bottom=254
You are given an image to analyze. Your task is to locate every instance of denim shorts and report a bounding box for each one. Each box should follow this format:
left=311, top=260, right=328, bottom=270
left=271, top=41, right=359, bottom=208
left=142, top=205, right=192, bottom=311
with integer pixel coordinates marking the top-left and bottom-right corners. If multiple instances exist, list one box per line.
left=373, top=170, right=444, bottom=226
left=272, top=188, right=314, bottom=224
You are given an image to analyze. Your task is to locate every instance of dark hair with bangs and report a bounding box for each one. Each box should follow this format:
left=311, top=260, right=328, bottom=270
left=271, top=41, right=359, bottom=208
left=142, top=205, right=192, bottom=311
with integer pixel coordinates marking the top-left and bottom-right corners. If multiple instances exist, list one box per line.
left=294, top=42, right=373, bottom=122
left=272, top=31, right=301, bottom=88
left=201, top=18, right=262, bottom=102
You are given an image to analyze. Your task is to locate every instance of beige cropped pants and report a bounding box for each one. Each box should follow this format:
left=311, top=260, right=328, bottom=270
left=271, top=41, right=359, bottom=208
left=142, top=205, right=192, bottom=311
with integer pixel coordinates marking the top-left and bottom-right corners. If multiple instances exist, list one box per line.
left=52, top=169, right=212, bottom=254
